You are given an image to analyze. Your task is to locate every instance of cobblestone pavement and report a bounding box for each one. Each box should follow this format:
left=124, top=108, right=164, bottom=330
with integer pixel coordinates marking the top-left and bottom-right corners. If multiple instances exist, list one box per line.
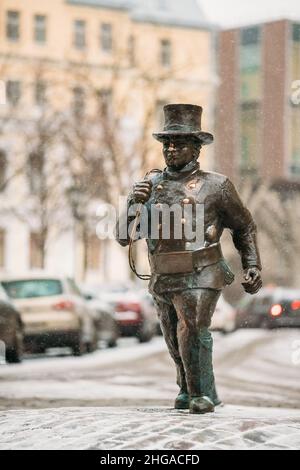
left=0, top=406, right=300, bottom=450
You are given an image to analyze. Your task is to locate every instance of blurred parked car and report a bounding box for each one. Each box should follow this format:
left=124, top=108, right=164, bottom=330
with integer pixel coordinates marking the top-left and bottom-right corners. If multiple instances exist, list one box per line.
left=1, top=275, right=97, bottom=356
left=210, top=295, right=236, bottom=334
left=236, top=287, right=300, bottom=329
left=84, top=284, right=157, bottom=343
left=140, top=290, right=162, bottom=336
left=0, top=284, right=24, bottom=363
left=81, top=289, right=119, bottom=348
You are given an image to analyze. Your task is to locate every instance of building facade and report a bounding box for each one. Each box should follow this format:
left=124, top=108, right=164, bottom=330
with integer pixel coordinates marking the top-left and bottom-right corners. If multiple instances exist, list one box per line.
left=0, top=0, right=216, bottom=283
left=216, top=19, right=300, bottom=183
left=215, top=20, right=300, bottom=291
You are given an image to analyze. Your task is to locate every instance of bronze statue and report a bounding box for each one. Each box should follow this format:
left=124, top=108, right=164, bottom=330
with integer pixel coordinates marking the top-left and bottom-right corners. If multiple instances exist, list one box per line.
left=116, top=104, right=262, bottom=414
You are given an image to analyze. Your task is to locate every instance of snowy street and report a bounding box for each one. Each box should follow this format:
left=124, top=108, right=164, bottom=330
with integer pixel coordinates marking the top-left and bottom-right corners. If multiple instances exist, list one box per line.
left=0, top=329, right=300, bottom=449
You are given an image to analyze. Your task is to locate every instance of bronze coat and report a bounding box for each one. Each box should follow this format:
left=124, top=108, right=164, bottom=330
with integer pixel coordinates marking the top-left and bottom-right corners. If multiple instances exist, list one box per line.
left=116, top=162, right=261, bottom=295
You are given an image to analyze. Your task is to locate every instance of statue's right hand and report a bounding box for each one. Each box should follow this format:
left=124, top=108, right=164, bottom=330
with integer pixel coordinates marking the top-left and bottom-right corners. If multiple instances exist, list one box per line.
left=132, top=180, right=153, bottom=204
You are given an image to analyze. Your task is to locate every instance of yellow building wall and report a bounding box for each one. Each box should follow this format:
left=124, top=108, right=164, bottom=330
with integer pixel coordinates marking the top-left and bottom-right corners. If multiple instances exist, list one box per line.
left=0, top=0, right=215, bottom=170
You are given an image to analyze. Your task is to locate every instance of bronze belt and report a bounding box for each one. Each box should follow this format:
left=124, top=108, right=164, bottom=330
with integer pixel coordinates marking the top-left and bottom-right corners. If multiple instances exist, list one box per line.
left=150, top=243, right=223, bottom=275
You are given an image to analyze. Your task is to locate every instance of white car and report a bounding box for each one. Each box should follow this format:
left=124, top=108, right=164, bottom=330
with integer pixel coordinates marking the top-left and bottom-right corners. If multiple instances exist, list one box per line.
left=211, top=295, right=236, bottom=334
left=1, top=274, right=97, bottom=356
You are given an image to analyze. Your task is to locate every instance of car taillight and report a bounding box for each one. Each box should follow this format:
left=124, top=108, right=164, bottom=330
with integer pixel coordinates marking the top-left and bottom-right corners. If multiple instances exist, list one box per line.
left=53, top=300, right=75, bottom=311
left=291, top=300, right=300, bottom=311
left=116, top=302, right=141, bottom=314
left=270, top=304, right=283, bottom=317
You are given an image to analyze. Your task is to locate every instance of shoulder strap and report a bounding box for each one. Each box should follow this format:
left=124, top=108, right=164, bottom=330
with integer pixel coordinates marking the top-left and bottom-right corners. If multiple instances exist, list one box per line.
left=128, top=169, right=162, bottom=281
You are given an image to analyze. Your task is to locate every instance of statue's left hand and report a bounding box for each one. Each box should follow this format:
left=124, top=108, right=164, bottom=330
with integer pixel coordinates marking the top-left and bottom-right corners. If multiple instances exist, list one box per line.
left=242, top=267, right=262, bottom=295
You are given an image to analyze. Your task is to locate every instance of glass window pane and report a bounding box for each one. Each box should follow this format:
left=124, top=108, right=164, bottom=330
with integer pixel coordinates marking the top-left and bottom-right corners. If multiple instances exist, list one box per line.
left=2, top=279, right=62, bottom=299
left=74, top=20, right=86, bottom=49
left=101, top=23, right=113, bottom=52
left=290, top=107, right=300, bottom=174
left=240, top=29, right=262, bottom=102
left=241, top=27, right=260, bottom=46
left=6, top=11, right=20, bottom=41
left=293, top=23, right=300, bottom=42
left=161, top=39, right=171, bottom=67
left=6, top=81, right=21, bottom=106
left=34, top=15, right=47, bottom=43
left=240, top=103, right=260, bottom=174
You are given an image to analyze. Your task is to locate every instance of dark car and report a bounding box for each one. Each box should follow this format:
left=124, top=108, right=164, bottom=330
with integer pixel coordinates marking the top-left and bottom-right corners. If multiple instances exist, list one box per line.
left=236, top=287, right=300, bottom=329
left=0, top=284, right=24, bottom=363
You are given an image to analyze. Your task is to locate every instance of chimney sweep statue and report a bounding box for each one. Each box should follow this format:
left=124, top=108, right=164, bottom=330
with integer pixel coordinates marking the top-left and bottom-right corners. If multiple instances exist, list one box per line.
left=116, top=104, right=262, bottom=414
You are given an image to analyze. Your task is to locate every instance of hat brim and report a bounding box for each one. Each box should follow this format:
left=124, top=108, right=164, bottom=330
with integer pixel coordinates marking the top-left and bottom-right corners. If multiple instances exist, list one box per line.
left=152, top=131, right=214, bottom=145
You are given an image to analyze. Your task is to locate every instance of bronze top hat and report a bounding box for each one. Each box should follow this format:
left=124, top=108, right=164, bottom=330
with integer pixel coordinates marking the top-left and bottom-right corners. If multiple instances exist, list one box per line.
left=153, top=103, right=213, bottom=145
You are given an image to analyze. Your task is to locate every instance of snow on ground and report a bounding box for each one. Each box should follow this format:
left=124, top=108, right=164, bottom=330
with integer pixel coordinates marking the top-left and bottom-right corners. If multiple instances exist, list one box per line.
left=0, top=329, right=299, bottom=449
left=0, top=405, right=300, bottom=450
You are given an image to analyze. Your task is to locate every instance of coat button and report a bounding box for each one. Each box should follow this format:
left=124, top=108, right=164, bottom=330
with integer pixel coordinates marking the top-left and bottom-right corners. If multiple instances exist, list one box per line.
left=156, top=185, right=163, bottom=190
left=188, top=183, right=196, bottom=189
left=182, top=198, right=190, bottom=204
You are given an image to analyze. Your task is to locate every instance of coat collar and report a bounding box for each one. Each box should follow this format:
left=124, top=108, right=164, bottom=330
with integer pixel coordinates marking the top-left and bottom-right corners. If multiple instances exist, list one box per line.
left=163, top=159, right=200, bottom=181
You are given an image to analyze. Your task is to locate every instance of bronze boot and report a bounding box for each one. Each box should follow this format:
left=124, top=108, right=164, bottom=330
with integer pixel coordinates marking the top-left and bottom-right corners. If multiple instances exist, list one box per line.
left=199, top=328, right=222, bottom=407
left=189, top=396, right=215, bottom=414
left=174, top=391, right=190, bottom=410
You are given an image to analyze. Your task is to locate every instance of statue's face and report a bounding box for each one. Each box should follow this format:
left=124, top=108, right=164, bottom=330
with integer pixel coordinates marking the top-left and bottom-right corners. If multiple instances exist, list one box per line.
left=163, top=137, right=198, bottom=170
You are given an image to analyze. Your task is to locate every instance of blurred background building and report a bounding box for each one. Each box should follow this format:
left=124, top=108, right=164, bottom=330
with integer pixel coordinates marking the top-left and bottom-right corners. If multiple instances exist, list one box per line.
left=216, top=19, right=300, bottom=181
left=0, top=0, right=216, bottom=283
left=0, top=1, right=299, bottom=300
left=215, top=18, right=300, bottom=300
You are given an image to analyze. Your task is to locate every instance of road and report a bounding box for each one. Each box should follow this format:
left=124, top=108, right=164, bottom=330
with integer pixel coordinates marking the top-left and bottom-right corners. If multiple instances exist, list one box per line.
left=0, top=329, right=299, bottom=449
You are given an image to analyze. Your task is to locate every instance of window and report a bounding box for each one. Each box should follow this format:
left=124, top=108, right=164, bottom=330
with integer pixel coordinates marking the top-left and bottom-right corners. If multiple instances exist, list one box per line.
left=240, top=102, right=261, bottom=176
left=0, top=151, right=7, bottom=191
left=97, top=88, right=112, bottom=116
left=160, top=39, right=172, bottom=67
left=293, top=23, right=300, bottom=42
left=73, top=87, right=85, bottom=117
left=35, top=81, right=47, bottom=105
left=74, top=20, right=86, bottom=49
left=291, top=24, right=300, bottom=81
left=34, top=15, right=47, bottom=43
left=28, top=151, right=44, bottom=193
left=29, top=233, right=44, bottom=269
left=2, top=279, right=62, bottom=299
left=290, top=106, right=300, bottom=175
left=86, top=235, right=101, bottom=270
left=0, top=230, right=5, bottom=268
left=240, top=27, right=262, bottom=102
left=290, top=24, right=300, bottom=175
left=6, top=81, right=21, bottom=106
left=128, top=35, right=135, bottom=67
left=101, top=23, right=113, bottom=52
left=6, top=11, right=20, bottom=41
left=241, top=27, right=260, bottom=46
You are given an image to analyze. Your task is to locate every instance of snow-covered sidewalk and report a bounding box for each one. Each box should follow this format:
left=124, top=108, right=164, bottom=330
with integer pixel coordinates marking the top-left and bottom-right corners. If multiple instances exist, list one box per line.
left=0, top=405, right=299, bottom=450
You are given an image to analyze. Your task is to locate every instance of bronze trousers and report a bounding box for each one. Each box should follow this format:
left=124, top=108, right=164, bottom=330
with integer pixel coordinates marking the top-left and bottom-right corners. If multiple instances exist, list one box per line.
left=154, top=288, right=221, bottom=403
